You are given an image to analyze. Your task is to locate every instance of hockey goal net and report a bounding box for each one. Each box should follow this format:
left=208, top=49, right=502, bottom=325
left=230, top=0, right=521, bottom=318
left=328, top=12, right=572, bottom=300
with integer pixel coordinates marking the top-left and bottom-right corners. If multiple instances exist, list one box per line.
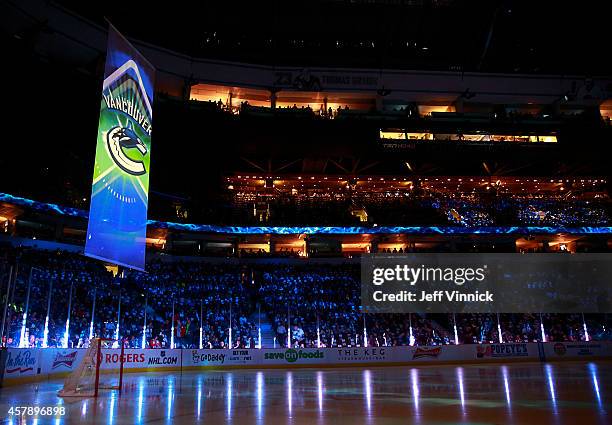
left=58, top=338, right=124, bottom=397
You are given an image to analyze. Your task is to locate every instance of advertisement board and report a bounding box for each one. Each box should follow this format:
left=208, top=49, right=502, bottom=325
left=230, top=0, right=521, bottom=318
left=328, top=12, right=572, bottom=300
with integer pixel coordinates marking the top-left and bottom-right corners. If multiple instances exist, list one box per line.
left=99, top=349, right=181, bottom=370
left=183, top=349, right=258, bottom=367
left=333, top=347, right=391, bottom=363
left=2, top=342, right=609, bottom=386
left=3, top=349, right=39, bottom=378
left=543, top=342, right=612, bottom=359
left=475, top=343, right=537, bottom=359
left=261, top=348, right=326, bottom=365
left=40, top=348, right=86, bottom=374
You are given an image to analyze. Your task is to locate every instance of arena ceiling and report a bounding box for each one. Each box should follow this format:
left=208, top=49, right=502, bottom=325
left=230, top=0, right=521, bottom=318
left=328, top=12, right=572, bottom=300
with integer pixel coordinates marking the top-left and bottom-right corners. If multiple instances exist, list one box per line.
left=50, top=0, right=612, bottom=75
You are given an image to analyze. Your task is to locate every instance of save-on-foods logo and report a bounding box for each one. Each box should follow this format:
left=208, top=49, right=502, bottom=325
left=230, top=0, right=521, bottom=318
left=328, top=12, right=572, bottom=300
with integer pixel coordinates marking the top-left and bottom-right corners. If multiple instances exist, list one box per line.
left=264, top=349, right=324, bottom=363
left=191, top=351, right=226, bottom=364
left=412, top=346, right=441, bottom=359
left=52, top=351, right=78, bottom=369
left=476, top=343, right=528, bottom=358
left=6, top=351, right=37, bottom=374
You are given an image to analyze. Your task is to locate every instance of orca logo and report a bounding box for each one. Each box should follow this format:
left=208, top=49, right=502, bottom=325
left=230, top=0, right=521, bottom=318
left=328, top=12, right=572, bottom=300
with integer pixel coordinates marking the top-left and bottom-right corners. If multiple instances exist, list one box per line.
left=107, top=121, right=148, bottom=176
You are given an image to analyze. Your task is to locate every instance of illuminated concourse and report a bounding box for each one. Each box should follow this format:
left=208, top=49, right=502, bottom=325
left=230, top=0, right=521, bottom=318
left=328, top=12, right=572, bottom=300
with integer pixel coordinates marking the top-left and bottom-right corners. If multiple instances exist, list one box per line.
left=1, top=362, right=609, bottom=424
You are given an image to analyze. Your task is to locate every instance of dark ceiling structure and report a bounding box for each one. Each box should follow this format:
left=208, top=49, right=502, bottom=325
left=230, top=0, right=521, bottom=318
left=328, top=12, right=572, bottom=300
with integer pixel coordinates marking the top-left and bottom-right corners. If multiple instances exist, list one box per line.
left=51, top=0, right=612, bottom=75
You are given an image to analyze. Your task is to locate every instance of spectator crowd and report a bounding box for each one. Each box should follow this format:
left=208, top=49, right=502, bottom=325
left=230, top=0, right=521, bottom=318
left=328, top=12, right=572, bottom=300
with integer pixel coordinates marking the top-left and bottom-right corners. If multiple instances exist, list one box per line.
left=0, top=246, right=609, bottom=349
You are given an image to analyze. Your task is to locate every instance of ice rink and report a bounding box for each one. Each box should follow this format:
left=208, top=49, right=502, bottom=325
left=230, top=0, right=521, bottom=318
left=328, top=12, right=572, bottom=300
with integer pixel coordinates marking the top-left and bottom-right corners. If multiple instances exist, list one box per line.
left=0, top=361, right=609, bottom=424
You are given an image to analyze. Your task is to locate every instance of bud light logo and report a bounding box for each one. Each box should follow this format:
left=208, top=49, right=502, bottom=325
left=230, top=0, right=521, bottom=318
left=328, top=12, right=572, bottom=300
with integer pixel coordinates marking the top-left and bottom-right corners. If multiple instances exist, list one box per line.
left=412, top=346, right=441, bottom=359
left=52, top=351, right=78, bottom=369
left=553, top=343, right=567, bottom=356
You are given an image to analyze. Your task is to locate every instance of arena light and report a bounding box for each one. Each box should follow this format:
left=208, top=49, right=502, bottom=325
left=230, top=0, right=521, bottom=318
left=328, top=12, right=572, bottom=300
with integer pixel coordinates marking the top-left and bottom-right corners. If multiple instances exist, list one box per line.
left=113, top=323, right=120, bottom=349
left=89, top=289, right=96, bottom=341
left=453, top=313, right=459, bottom=345
left=170, top=299, right=175, bottom=349
left=287, top=326, right=291, bottom=349
left=62, top=282, right=74, bottom=349
left=228, top=303, right=233, bottom=349
left=287, top=306, right=291, bottom=348
left=140, top=294, right=148, bottom=349
left=199, top=300, right=203, bottom=349
left=113, top=288, right=121, bottom=348
left=42, top=315, right=49, bottom=348
left=18, top=268, right=34, bottom=348
left=409, top=313, right=415, bottom=346
left=540, top=313, right=547, bottom=342
left=497, top=313, right=503, bottom=343
left=41, top=276, right=53, bottom=348
left=63, top=318, right=70, bottom=349
left=583, top=313, right=590, bottom=342
left=257, top=327, right=262, bottom=349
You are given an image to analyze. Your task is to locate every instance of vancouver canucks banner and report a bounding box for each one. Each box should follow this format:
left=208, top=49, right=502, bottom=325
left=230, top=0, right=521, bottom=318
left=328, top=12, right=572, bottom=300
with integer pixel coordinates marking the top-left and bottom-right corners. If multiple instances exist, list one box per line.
left=85, top=24, right=155, bottom=271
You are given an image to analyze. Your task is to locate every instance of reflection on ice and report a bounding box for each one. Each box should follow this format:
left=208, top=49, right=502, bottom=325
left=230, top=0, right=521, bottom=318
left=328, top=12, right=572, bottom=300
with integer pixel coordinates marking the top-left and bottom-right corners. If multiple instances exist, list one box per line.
left=0, top=362, right=608, bottom=425
left=589, top=363, right=602, bottom=408
left=456, top=366, right=466, bottom=413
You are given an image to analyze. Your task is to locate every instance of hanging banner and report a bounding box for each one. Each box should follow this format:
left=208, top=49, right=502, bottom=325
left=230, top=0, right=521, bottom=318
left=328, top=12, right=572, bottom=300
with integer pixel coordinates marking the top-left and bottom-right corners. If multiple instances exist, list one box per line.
left=85, top=24, right=155, bottom=271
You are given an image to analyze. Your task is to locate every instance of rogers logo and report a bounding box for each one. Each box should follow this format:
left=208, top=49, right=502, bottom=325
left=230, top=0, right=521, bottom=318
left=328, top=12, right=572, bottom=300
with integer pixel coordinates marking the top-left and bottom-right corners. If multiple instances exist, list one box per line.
left=52, top=351, right=78, bottom=369
left=104, top=353, right=145, bottom=364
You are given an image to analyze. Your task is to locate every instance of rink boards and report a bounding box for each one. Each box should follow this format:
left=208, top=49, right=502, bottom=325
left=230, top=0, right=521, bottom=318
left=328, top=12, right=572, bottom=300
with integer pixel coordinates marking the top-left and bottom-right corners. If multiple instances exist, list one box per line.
left=1, top=341, right=611, bottom=385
